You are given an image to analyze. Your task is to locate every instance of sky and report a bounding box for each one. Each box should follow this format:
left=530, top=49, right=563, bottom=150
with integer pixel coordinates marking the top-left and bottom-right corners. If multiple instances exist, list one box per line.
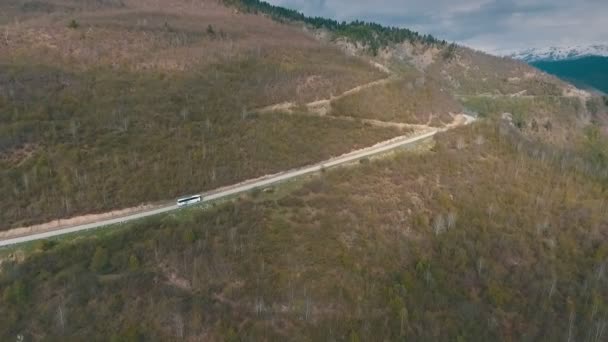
left=266, top=0, right=608, bottom=54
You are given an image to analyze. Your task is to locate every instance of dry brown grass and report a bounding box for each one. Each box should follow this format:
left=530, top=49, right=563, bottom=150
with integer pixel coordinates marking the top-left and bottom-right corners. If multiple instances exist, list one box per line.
left=0, top=0, right=347, bottom=72
left=427, top=46, right=568, bottom=97
left=331, top=72, right=462, bottom=126
left=1, top=0, right=384, bottom=103
left=0, top=0, right=394, bottom=229
left=3, top=121, right=607, bottom=341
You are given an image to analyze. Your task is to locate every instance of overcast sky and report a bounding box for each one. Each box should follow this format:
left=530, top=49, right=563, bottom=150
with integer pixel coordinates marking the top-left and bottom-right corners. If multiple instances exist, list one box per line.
left=266, top=0, right=608, bottom=54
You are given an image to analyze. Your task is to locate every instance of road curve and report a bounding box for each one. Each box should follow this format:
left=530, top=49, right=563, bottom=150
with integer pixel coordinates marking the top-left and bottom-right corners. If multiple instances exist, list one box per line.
left=0, top=129, right=440, bottom=247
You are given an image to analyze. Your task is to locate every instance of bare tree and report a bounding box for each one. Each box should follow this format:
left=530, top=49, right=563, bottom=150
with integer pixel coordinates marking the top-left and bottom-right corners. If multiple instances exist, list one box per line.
left=180, top=108, right=189, bottom=121
left=255, top=297, right=264, bottom=316
left=56, top=297, right=66, bottom=334
left=547, top=278, right=556, bottom=299
left=594, top=320, right=607, bottom=342
left=241, top=106, right=248, bottom=120
left=122, top=117, right=129, bottom=132
left=432, top=214, right=445, bottom=235
left=567, top=311, right=576, bottom=342
left=3, top=27, right=9, bottom=47
left=446, top=211, right=457, bottom=230
left=173, top=313, right=184, bottom=339
left=487, top=204, right=496, bottom=220
left=22, top=173, right=29, bottom=191
left=477, top=258, right=484, bottom=277
left=456, top=137, right=465, bottom=150
left=305, top=291, right=311, bottom=321
left=70, top=120, right=79, bottom=141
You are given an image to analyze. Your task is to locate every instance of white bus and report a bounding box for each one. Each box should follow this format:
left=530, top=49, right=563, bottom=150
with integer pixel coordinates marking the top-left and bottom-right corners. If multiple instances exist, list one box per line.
left=177, top=195, right=203, bottom=207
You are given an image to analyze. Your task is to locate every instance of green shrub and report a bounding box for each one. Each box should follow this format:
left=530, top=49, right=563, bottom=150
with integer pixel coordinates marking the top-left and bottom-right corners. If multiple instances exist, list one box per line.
left=90, top=247, right=109, bottom=273
left=2, top=280, right=29, bottom=306
left=67, top=19, right=79, bottom=29
left=128, top=255, right=140, bottom=271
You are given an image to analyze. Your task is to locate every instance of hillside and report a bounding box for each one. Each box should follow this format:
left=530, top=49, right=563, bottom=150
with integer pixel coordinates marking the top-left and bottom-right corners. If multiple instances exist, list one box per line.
left=2, top=121, right=608, bottom=340
left=2, top=0, right=608, bottom=340
left=2, top=0, right=603, bottom=231
left=0, top=0, right=410, bottom=230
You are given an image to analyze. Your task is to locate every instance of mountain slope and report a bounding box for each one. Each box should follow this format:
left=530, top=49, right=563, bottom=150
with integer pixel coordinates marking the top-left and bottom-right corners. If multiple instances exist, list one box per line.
left=531, top=56, right=608, bottom=94
left=0, top=0, right=409, bottom=230
left=507, top=45, right=608, bottom=62
left=2, top=122, right=608, bottom=340
left=1, top=0, right=608, bottom=341
left=507, top=45, right=608, bottom=94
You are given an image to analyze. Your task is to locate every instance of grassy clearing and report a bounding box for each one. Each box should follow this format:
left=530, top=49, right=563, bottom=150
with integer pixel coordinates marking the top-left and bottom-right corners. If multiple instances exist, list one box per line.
left=331, top=72, right=461, bottom=125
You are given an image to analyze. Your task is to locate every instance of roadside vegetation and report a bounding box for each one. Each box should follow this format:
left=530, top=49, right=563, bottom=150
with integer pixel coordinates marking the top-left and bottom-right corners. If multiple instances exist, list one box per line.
left=0, top=0, right=399, bottom=230
left=2, top=120, right=608, bottom=340
left=0, top=60, right=399, bottom=229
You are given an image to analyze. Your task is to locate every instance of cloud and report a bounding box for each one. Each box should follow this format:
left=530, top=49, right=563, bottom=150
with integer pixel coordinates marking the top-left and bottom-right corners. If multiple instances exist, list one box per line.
left=267, top=0, right=608, bottom=53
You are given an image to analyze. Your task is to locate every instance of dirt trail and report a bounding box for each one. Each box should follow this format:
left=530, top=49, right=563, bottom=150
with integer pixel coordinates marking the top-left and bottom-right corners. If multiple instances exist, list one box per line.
left=0, top=204, right=159, bottom=241
left=1, top=127, right=457, bottom=246
left=0, top=59, right=477, bottom=246
left=256, top=61, right=397, bottom=116
left=457, top=86, right=592, bottom=101
left=255, top=59, right=465, bottom=133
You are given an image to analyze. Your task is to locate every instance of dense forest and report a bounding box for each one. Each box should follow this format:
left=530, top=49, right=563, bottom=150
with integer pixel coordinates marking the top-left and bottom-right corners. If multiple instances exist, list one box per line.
left=224, top=0, right=446, bottom=55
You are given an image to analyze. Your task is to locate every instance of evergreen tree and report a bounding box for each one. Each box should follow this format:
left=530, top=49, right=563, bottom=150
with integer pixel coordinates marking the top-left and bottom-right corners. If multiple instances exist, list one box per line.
left=206, top=24, right=215, bottom=36
left=224, top=0, right=445, bottom=54
left=90, top=247, right=109, bottom=273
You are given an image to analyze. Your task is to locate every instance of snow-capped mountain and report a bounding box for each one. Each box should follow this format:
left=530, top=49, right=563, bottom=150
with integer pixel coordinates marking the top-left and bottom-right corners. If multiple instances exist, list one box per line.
left=506, top=45, right=608, bottom=62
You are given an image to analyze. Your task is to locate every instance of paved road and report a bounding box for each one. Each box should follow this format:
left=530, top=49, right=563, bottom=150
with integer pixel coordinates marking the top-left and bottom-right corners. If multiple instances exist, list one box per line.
left=0, top=129, right=442, bottom=247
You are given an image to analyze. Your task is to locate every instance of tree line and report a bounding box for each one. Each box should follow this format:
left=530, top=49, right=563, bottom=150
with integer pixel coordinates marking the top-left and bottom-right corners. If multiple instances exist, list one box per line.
left=224, top=0, right=446, bottom=55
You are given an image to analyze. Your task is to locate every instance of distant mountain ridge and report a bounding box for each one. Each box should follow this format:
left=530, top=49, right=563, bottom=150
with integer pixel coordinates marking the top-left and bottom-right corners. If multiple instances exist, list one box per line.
left=507, top=44, right=608, bottom=62
left=530, top=56, right=608, bottom=94
left=505, top=44, right=608, bottom=94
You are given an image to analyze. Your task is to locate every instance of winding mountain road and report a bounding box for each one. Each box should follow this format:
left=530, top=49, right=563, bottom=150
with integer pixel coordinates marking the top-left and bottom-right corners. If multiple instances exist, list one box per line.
left=0, top=127, right=461, bottom=247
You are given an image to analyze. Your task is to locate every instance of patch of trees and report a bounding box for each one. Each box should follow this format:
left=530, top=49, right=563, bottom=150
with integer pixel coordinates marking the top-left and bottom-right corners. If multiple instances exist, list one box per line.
left=224, top=0, right=446, bottom=55
left=442, top=42, right=457, bottom=60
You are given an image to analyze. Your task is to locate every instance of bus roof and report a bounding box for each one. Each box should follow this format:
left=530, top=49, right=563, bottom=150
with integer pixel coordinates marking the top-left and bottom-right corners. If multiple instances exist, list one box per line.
left=177, top=195, right=201, bottom=201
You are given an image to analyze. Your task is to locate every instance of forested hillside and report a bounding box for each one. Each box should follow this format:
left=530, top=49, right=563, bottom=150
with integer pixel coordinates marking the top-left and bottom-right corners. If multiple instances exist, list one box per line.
left=2, top=120, right=608, bottom=340
left=0, top=0, right=406, bottom=230
left=532, top=56, right=608, bottom=94
left=224, top=0, right=445, bottom=55
left=1, top=0, right=608, bottom=340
